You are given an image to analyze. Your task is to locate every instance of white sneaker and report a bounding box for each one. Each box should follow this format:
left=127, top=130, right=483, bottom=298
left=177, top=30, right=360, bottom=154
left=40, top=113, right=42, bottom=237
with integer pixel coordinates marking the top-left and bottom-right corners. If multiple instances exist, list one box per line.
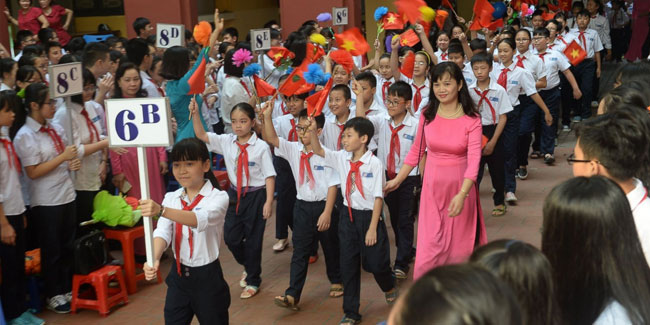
left=46, top=294, right=70, bottom=314
left=272, top=239, right=289, bottom=252
left=505, top=192, right=518, bottom=204
left=240, top=271, right=247, bottom=288
left=64, top=291, right=72, bottom=302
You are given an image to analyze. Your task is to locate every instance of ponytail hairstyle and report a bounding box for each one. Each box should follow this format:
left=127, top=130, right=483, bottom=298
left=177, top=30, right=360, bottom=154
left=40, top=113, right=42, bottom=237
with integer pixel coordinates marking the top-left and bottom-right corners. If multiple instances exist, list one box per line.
left=14, top=82, right=48, bottom=131
left=3, top=90, right=24, bottom=139
left=423, top=62, right=477, bottom=123
left=170, top=137, right=221, bottom=190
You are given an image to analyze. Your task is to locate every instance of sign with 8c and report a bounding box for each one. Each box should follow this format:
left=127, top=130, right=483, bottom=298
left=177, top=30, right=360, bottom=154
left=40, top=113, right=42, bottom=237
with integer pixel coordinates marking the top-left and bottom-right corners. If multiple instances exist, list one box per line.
left=156, top=23, right=185, bottom=48
left=47, top=62, right=83, bottom=98
left=105, top=97, right=173, bottom=147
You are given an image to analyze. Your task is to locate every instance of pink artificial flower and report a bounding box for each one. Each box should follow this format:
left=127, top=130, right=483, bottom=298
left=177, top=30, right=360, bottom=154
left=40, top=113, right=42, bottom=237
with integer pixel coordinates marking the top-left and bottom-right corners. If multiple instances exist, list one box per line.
left=232, top=48, right=253, bottom=67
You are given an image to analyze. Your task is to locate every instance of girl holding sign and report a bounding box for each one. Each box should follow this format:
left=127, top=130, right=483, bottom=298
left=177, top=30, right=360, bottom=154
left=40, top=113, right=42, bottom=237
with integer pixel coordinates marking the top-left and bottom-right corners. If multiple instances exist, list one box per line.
left=13, top=82, right=80, bottom=313
left=140, top=138, right=230, bottom=324
left=191, top=98, right=276, bottom=299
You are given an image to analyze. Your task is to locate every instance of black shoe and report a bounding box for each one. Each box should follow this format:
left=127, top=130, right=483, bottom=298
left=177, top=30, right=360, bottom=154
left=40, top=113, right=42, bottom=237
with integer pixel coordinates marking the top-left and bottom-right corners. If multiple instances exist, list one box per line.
left=544, top=154, right=555, bottom=165
left=517, top=167, right=528, bottom=180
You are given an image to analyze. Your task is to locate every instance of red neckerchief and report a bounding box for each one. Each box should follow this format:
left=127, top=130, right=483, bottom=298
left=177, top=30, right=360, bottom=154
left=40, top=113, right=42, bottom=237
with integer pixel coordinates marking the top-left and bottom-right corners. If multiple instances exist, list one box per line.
left=382, top=81, right=391, bottom=102
left=578, top=31, right=587, bottom=50
left=497, top=67, right=510, bottom=90
left=516, top=54, right=526, bottom=68
left=345, top=160, right=365, bottom=221
left=235, top=142, right=250, bottom=213
left=441, top=52, right=448, bottom=60
left=538, top=52, right=548, bottom=63
left=288, top=119, right=298, bottom=142
left=299, top=151, right=315, bottom=189
left=632, top=188, right=649, bottom=212
left=80, top=108, right=100, bottom=142
left=175, top=194, right=205, bottom=276
left=336, top=124, right=345, bottom=150
left=39, top=125, right=65, bottom=154
left=387, top=123, right=405, bottom=179
left=0, top=138, right=21, bottom=173
left=412, top=83, right=426, bottom=112
left=474, top=88, right=497, bottom=125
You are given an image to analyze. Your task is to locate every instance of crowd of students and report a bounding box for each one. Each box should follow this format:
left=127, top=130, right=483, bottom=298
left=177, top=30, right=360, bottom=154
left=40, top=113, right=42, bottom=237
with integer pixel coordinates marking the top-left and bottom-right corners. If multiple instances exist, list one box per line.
left=0, top=0, right=649, bottom=324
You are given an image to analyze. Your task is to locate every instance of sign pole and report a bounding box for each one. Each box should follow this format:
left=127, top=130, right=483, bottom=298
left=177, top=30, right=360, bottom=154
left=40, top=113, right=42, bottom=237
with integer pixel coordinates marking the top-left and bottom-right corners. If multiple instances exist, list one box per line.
left=64, top=97, right=76, bottom=181
left=137, top=146, right=155, bottom=267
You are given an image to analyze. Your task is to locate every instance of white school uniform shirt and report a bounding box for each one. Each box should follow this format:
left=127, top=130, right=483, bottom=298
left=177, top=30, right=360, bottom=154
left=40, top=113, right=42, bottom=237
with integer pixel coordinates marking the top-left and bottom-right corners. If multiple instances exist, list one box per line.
left=490, top=62, right=537, bottom=106
left=627, top=178, right=650, bottom=266
left=320, top=111, right=354, bottom=151
left=434, top=49, right=449, bottom=62
left=399, top=74, right=430, bottom=116
left=469, top=79, right=513, bottom=125
left=272, top=97, right=289, bottom=120
left=594, top=301, right=633, bottom=325
left=14, top=117, right=75, bottom=207
left=259, top=53, right=282, bottom=88
left=364, top=98, right=387, bottom=118
left=140, top=70, right=161, bottom=98
left=548, top=33, right=575, bottom=54
left=275, top=139, right=340, bottom=201
left=0, top=134, right=26, bottom=215
left=322, top=86, right=357, bottom=120
left=322, top=149, right=385, bottom=211
left=0, top=83, right=11, bottom=91
left=153, top=181, right=229, bottom=267
left=53, top=101, right=105, bottom=191
left=537, top=49, right=571, bottom=90
left=272, top=114, right=299, bottom=140
left=205, top=132, right=276, bottom=188
left=608, top=8, right=630, bottom=29
left=588, top=14, right=611, bottom=49
left=462, top=63, right=476, bottom=87
left=515, top=50, right=547, bottom=82
left=220, top=76, right=252, bottom=134
left=373, top=74, right=394, bottom=105
left=87, top=100, right=107, bottom=136
left=366, top=113, right=419, bottom=177
left=569, top=28, right=604, bottom=59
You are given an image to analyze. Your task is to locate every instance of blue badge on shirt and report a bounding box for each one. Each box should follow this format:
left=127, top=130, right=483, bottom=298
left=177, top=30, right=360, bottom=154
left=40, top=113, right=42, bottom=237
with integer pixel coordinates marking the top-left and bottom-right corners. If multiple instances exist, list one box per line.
left=403, top=134, right=414, bottom=141
left=92, top=116, right=101, bottom=123
left=313, top=165, right=325, bottom=170
left=248, top=162, right=256, bottom=166
left=362, top=172, right=373, bottom=178
left=551, top=57, right=558, bottom=61
left=510, top=80, right=519, bottom=85
left=489, top=97, right=499, bottom=102
left=194, top=208, right=201, bottom=211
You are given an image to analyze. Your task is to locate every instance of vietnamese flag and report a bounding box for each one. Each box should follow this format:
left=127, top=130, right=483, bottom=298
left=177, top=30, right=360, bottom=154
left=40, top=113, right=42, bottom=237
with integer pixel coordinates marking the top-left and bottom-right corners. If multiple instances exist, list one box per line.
left=267, top=47, right=295, bottom=66
left=382, top=12, right=405, bottom=30
left=542, top=12, right=556, bottom=21
left=335, top=28, right=370, bottom=56
left=400, top=51, right=415, bottom=79
left=441, top=0, right=453, bottom=9
left=305, top=43, right=325, bottom=65
left=188, top=48, right=208, bottom=95
left=558, top=0, right=571, bottom=12
left=473, top=0, right=495, bottom=27
left=563, top=40, right=587, bottom=66
left=435, top=9, right=449, bottom=29
left=253, top=75, right=276, bottom=97
left=399, top=29, right=420, bottom=47
left=486, top=18, right=504, bottom=31
left=278, top=69, right=307, bottom=97
left=306, top=78, right=333, bottom=117
left=395, top=0, right=427, bottom=24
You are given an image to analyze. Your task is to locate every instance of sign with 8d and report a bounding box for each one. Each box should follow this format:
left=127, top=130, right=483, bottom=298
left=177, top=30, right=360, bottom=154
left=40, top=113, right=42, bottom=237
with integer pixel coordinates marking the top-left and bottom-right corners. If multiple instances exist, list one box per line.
left=332, top=7, right=348, bottom=26
left=156, top=23, right=185, bottom=48
left=105, top=97, right=173, bottom=147
left=48, top=62, right=83, bottom=98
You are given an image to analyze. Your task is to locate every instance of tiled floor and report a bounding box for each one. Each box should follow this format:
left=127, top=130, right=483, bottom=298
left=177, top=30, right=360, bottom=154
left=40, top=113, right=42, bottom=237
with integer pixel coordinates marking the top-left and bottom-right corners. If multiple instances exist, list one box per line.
left=39, top=132, right=576, bottom=325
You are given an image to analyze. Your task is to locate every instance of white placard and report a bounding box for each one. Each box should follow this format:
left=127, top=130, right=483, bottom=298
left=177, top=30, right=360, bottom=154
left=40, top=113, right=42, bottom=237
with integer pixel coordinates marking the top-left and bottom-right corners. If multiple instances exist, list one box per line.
left=251, top=28, right=271, bottom=51
left=48, top=62, right=83, bottom=98
left=333, top=7, right=349, bottom=26
left=156, top=23, right=185, bottom=48
left=105, top=97, right=173, bottom=147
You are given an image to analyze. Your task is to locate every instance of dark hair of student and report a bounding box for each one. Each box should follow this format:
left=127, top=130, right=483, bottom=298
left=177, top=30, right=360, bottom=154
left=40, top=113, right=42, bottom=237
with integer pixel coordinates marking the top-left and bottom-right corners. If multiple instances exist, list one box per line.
left=45, top=41, right=61, bottom=54
left=542, top=176, right=650, bottom=325
left=343, top=117, right=374, bottom=146
left=145, top=35, right=156, bottom=47
left=451, top=24, right=465, bottom=34
left=447, top=43, right=463, bottom=55
left=71, top=68, right=96, bottom=105
left=510, top=18, right=521, bottom=28
left=58, top=53, right=80, bottom=64
left=223, top=27, right=239, bottom=40
left=160, top=46, right=190, bottom=80
left=533, top=27, right=550, bottom=38
left=3, top=90, right=23, bottom=139
left=113, top=62, right=147, bottom=98
left=471, top=239, right=560, bottom=325
left=15, top=65, right=42, bottom=91
left=149, top=55, right=162, bottom=74
left=105, top=36, right=121, bottom=49
left=575, top=107, right=650, bottom=182
left=298, top=24, right=317, bottom=37
left=516, top=28, right=531, bottom=40
left=21, top=44, right=44, bottom=58
left=589, top=0, right=604, bottom=15
left=379, top=53, right=391, bottom=61
left=65, top=37, right=86, bottom=56
left=263, top=20, right=279, bottom=29
left=355, top=71, right=377, bottom=88
left=298, top=108, right=325, bottom=129
left=391, top=264, right=522, bottom=325
left=16, top=30, right=33, bottom=46
left=576, top=9, right=591, bottom=18
left=126, top=37, right=150, bottom=66
left=387, top=81, right=412, bottom=100
left=286, top=34, right=307, bottom=67
left=170, top=137, right=221, bottom=190
left=270, top=28, right=281, bottom=41
left=18, top=54, right=37, bottom=68
left=287, top=91, right=309, bottom=101
left=497, top=37, right=517, bottom=52
left=82, top=42, right=110, bottom=68
left=109, top=49, right=123, bottom=63
left=133, top=17, right=151, bottom=36
left=37, top=27, right=56, bottom=43
left=218, top=42, right=232, bottom=57
left=546, top=19, right=564, bottom=35
left=398, top=46, right=414, bottom=58
left=602, top=83, right=649, bottom=111
left=331, top=84, right=351, bottom=101
left=532, top=9, right=544, bottom=18
left=230, top=102, right=256, bottom=124
left=301, top=20, right=318, bottom=28
left=423, top=62, right=478, bottom=123
left=23, top=82, right=49, bottom=114
left=614, top=61, right=650, bottom=87
left=470, top=52, right=493, bottom=68
left=223, top=49, right=244, bottom=78
left=0, top=58, right=16, bottom=79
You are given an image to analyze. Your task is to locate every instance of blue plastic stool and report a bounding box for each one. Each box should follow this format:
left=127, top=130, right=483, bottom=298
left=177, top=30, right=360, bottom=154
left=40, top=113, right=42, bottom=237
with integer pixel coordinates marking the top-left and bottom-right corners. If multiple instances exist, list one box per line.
left=82, top=34, right=113, bottom=44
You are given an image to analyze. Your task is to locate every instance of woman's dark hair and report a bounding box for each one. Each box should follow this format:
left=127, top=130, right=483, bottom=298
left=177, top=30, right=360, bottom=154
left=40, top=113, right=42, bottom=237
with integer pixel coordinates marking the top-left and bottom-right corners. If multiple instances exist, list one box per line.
left=471, top=239, right=560, bottom=325
left=601, top=82, right=649, bottom=113
left=160, top=46, right=190, bottom=80
left=149, top=55, right=162, bottom=75
left=391, top=264, right=522, bottom=325
left=285, top=32, right=307, bottom=67
left=614, top=61, right=650, bottom=88
left=170, top=138, right=221, bottom=190
left=18, top=54, right=38, bottom=68
left=223, top=49, right=244, bottom=77
left=23, top=82, right=49, bottom=116
left=71, top=68, right=96, bottom=105
left=109, top=49, right=123, bottom=63
left=16, top=65, right=42, bottom=91
left=3, top=90, right=24, bottom=139
left=298, top=25, right=316, bottom=37
left=0, top=58, right=16, bottom=78
left=113, top=62, right=147, bottom=98
left=230, top=102, right=255, bottom=120
left=423, top=62, right=478, bottom=123
left=218, top=41, right=232, bottom=56
left=542, top=176, right=650, bottom=325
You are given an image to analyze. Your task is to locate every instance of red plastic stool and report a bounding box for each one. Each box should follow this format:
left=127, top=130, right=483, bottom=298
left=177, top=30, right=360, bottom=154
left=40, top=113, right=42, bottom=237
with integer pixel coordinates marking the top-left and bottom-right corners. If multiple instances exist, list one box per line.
left=71, top=265, right=128, bottom=316
left=213, top=170, right=230, bottom=190
left=103, top=226, right=162, bottom=294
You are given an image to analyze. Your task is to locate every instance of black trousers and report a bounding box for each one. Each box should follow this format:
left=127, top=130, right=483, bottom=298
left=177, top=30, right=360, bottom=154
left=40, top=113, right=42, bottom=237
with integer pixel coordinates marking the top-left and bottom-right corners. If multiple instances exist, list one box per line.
left=384, top=175, right=417, bottom=271
left=32, top=202, right=76, bottom=298
left=339, top=207, right=394, bottom=321
left=75, top=190, right=99, bottom=238
left=560, top=72, right=574, bottom=127
left=574, top=58, right=596, bottom=119
left=477, top=125, right=506, bottom=206
left=164, top=259, right=230, bottom=325
left=223, top=188, right=266, bottom=287
left=0, top=214, right=26, bottom=320
left=285, top=200, right=341, bottom=301
left=273, top=156, right=296, bottom=239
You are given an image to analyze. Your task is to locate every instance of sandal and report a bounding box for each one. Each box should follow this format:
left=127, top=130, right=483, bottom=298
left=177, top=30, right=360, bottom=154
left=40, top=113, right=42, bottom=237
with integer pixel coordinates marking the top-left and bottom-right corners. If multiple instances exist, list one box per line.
left=339, top=316, right=361, bottom=325
left=240, top=285, right=259, bottom=299
left=385, top=288, right=399, bottom=305
left=393, top=268, right=407, bottom=280
left=530, top=151, right=542, bottom=159
left=329, top=284, right=344, bottom=298
left=239, top=271, right=247, bottom=288
left=274, top=295, right=300, bottom=311
left=492, top=205, right=507, bottom=216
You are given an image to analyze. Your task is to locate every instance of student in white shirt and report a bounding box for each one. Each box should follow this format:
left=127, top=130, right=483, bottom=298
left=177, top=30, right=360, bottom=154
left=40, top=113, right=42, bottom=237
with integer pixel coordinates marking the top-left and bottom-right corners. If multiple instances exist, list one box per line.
left=368, top=39, right=395, bottom=105
left=125, top=38, right=161, bottom=98
left=469, top=53, right=513, bottom=216
left=542, top=176, right=650, bottom=325
left=434, top=31, right=450, bottom=62
left=0, top=58, right=17, bottom=91
left=353, top=80, right=418, bottom=279
left=447, top=43, right=476, bottom=87
left=353, top=72, right=385, bottom=117
left=586, top=0, right=612, bottom=60
left=220, top=50, right=253, bottom=134
left=0, top=92, right=45, bottom=324
left=309, top=116, right=397, bottom=324
left=191, top=100, right=275, bottom=299
left=262, top=107, right=343, bottom=309
left=272, top=74, right=292, bottom=119
left=608, top=0, right=630, bottom=62
left=322, top=50, right=357, bottom=119
left=569, top=10, right=604, bottom=121
left=53, top=68, right=109, bottom=237
left=13, top=83, right=80, bottom=313
left=141, top=137, right=230, bottom=324
left=320, top=85, right=355, bottom=151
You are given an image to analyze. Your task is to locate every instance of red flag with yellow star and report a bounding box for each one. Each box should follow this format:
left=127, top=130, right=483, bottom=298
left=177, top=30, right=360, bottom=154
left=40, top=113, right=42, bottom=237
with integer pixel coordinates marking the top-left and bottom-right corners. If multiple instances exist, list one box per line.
left=399, top=29, right=420, bottom=47
left=382, top=12, right=405, bottom=30
left=266, top=47, right=295, bottom=66
left=278, top=69, right=307, bottom=97
left=400, top=51, right=415, bottom=78
left=435, top=9, right=449, bottom=28
left=395, top=0, right=427, bottom=24
left=335, top=28, right=370, bottom=56
left=563, top=40, right=587, bottom=66
left=306, top=78, right=333, bottom=117
left=253, top=75, right=276, bottom=97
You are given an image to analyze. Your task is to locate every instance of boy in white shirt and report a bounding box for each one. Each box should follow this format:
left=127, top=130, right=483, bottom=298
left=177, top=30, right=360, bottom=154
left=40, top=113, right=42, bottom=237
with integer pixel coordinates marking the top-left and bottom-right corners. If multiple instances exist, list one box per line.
left=320, top=85, right=355, bottom=151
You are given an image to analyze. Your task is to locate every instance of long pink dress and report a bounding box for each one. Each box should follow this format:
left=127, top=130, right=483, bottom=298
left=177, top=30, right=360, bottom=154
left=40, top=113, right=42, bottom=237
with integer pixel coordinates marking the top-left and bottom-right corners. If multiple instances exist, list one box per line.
left=624, top=0, right=650, bottom=61
left=404, top=113, right=487, bottom=280
left=109, top=147, right=167, bottom=203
